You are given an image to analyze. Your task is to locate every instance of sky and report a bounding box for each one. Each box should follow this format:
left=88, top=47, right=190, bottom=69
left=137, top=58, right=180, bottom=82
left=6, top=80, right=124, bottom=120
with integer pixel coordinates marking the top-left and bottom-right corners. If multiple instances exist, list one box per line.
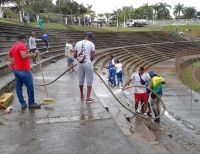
left=61, top=0, right=200, bottom=14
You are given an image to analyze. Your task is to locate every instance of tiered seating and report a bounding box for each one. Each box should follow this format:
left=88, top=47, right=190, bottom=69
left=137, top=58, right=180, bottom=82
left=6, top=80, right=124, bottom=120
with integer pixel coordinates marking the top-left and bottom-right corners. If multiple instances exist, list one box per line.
left=93, top=41, right=200, bottom=80
left=0, top=22, right=197, bottom=95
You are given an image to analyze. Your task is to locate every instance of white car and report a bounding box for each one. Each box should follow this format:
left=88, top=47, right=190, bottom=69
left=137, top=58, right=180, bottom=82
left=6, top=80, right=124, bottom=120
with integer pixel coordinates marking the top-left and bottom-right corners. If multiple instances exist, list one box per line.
left=126, top=19, right=148, bottom=27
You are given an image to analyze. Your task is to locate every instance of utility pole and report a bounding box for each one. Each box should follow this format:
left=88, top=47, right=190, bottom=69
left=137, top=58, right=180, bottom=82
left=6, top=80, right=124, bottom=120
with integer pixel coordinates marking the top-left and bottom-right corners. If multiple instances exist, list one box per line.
left=116, top=11, right=119, bottom=28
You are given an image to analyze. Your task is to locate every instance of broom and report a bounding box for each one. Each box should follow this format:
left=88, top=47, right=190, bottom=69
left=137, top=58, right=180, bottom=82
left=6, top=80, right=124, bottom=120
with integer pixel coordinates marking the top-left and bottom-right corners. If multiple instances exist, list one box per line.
left=0, top=102, right=14, bottom=113
left=37, top=55, right=54, bottom=104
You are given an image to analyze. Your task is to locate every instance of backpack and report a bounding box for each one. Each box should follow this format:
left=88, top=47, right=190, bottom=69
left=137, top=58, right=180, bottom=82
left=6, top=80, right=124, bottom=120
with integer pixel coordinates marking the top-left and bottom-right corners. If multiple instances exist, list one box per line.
left=76, top=42, right=86, bottom=63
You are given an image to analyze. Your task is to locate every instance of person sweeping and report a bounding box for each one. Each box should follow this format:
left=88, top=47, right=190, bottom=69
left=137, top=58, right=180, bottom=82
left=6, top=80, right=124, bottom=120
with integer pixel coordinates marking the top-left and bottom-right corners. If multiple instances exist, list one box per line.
left=8, top=33, right=41, bottom=110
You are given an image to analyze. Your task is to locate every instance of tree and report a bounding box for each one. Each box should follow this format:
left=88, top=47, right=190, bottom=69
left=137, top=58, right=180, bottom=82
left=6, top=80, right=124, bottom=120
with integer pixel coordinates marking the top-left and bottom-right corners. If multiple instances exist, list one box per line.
left=26, top=0, right=53, bottom=21
left=173, top=3, right=184, bottom=18
left=12, top=0, right=26, bottom=21
left=136, top=4, right=153, bottom=20
left=0, top=0, right=11, bottom=17
left=156, top=2, right=171, bottom=19
left=182, top=7, right=196, bottom=19
left=104, top=12, right=111, bottom=23
left=151, top=3, right=160, bottom=20
left=54, top=0, right=87, bottom=15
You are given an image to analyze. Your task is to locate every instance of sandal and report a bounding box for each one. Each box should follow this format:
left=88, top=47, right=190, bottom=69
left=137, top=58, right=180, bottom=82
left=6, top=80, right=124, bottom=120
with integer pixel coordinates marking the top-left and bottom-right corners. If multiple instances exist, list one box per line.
left=85, top=98, right=95, bottom=103
left=80, top=96, right=85, bottom=101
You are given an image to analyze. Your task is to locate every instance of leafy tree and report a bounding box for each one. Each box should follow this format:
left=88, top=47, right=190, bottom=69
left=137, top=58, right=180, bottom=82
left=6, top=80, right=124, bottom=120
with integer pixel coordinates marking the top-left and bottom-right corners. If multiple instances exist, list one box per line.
left=156, top=2, right=171, bottom=19
left=136, top=4, right=153, bottom=19
left=54, top=0, right=87, bottom=15
left=0, top=0, right=11, bottom=17
left=182, top=7, right=196, bottom=19
left=104, top=12, right=111, bottom=23
left=173, top=3, right=184, bottom=18
left=11, top=0, right=26, bottom=21
left=151, top=3, right=160, bottom=20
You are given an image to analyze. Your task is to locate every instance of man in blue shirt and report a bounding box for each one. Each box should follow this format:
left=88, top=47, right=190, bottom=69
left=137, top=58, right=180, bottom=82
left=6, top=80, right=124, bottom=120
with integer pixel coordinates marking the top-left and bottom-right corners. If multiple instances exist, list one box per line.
left=42, top=33, right=49, bottom=52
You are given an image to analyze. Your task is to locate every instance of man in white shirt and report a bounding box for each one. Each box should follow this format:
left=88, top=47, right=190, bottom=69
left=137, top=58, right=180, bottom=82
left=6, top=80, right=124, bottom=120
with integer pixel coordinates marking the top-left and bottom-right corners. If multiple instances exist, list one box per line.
left=74, top=32, right=95, bottom=103
left=115, top=59, right=123, bottom=87
left=65, top=40, right=74, bottom=72
left=123, top=66, right=151, bottom=116
left=29, top=32, right=41, bottom=64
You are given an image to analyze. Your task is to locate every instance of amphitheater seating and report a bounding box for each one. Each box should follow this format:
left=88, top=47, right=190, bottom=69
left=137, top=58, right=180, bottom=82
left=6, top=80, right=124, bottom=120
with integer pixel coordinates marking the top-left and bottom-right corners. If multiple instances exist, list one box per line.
left=1, top=22, right=200, bottom=95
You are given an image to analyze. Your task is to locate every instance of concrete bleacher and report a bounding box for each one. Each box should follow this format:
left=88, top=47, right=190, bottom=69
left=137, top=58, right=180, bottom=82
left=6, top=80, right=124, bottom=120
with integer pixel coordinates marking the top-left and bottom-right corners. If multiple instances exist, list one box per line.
left=1, top=22, right=200, bottom=97
left=93, top=41, right=200, bottom=80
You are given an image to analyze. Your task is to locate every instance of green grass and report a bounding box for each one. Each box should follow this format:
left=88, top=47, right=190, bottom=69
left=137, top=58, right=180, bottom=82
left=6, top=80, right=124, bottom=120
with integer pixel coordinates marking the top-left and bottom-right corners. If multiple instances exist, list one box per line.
left=65, top=24, right=161, bottom=32
left=0, top=18, right=200, bottom=35
left=181, top=62, right=200, bottom=93
left=0, top=18, right=68, bottom=30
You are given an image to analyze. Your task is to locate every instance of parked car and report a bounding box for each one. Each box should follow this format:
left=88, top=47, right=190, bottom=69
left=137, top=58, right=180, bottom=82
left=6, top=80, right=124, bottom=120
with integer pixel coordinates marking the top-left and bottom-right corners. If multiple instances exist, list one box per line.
left=126, top=19, right=148, bottom=27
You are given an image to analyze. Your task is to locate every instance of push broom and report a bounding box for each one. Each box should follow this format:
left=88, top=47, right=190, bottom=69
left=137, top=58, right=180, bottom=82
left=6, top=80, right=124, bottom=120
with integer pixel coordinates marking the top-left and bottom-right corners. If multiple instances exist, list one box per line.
left=0, top=57, right=14, bottom=113
left=37, top=55, right=54, bottom=104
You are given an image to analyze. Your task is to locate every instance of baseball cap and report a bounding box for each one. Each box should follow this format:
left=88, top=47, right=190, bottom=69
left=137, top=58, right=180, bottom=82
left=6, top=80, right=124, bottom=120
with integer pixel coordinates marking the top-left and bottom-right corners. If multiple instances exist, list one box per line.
left=18, top=33, right=27, bottom=40
left=148, top=71, right=155, bottom=77
left=85, top=32, right=94, bottom=39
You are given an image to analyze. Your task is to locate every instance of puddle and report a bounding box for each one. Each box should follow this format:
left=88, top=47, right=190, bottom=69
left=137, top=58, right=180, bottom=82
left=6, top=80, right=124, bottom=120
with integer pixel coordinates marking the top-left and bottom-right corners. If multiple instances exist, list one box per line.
left=43, top=106, right=55, bottom=111
left=164, top=110, right=196, bottom=133
left=36, top=116, right=80, bottom=124
left=33, top=76, right=66, bottom=81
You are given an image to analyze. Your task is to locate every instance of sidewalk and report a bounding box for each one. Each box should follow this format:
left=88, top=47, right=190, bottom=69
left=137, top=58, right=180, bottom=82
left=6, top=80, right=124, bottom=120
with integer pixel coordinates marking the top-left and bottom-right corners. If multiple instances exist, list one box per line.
left=149, top=58, right=200, bottom=132
left=0, top=58, right=140, bottom=154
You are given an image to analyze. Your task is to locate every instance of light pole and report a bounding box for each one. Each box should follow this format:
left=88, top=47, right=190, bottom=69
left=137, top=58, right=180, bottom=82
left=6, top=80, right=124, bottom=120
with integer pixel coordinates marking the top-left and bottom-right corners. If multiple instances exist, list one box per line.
left=116, top=10, right=119, bottom=27
left=124, top=13, right=126, bottom=27
left=78, top=6, right=80, bottom=25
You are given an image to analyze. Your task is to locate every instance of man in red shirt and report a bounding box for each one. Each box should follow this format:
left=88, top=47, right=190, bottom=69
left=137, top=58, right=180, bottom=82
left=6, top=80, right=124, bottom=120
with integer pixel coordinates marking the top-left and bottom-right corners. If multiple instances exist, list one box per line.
left=8, top=33, right=41, bottom=109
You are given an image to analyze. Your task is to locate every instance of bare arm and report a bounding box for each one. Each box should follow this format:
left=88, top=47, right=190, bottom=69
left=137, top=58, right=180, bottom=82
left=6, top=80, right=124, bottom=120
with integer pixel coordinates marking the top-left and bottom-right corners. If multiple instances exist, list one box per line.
left=20, top=50, right=39, bottom=59
left=122, top=79, right=132, bottom=90
left=73, top=50, right=78, bottom=58
left=90, top=50, right=95, bottom=61
left=7, top=54, right=14, bottom=64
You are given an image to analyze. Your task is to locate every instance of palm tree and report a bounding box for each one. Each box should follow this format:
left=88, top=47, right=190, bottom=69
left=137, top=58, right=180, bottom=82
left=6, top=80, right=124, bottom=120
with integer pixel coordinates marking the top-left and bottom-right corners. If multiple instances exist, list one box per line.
left=86, top=4, right=94, bottom=17
left=137, top=3, right=153, bottom=20
left=182, top=7, right=196, bottom=19
left=156, top=2, right=171, bottom=19
left=173, top=3, right=184, bottom=18
left=151, top=3, right=160, bottom=20
left=104, top=12, right=111, bottom=23
left=121, top=6, right=132, bottom=27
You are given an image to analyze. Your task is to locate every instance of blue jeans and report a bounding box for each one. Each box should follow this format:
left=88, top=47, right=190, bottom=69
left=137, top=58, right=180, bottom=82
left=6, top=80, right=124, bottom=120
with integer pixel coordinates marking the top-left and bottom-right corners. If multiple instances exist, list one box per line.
left=108, top=68, right=116, bottom=86
left=14, top=70, right=35, bottom=107
left=116, top=71, right=123, bottom=85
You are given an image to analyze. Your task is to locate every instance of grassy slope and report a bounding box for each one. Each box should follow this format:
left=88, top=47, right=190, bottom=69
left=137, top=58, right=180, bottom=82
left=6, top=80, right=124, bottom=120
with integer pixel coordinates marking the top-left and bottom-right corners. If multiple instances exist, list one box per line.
left=1, top=18, right=200, bottom=34
left=181, top=62, right=200, bottom=92
left=1, top=18, right=200, bottom=89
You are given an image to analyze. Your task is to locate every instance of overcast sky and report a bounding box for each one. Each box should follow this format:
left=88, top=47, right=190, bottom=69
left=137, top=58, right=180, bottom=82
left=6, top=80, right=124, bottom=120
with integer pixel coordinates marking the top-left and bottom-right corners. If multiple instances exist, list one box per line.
left=65, top=0, right=200, bottom=14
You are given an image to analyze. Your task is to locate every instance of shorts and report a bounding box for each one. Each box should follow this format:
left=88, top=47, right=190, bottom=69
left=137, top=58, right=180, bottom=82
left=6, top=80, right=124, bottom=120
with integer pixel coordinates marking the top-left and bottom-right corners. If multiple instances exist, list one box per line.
left=67, top=57, right=74, bottom=65
left=77, top=62, right=93, bottom=86
left=134, top=93, right=148, bottom=104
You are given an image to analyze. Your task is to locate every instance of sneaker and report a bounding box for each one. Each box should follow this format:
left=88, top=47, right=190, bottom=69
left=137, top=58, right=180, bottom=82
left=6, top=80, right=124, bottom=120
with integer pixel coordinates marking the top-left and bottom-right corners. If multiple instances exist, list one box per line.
left=21, top=104, right=27, bottom=110
left=147, top=112, right=152, bottom=117
left=136, top=109, right=141, bottom=114
left=86, top=98, right=95, bottom=103
left=29, top=103, right=41, bottom=109
left=154, top=118, right=160, bottom=124
left=143, top=113, right=148, bottom=117
left=80, top=96, right=85, bottom=101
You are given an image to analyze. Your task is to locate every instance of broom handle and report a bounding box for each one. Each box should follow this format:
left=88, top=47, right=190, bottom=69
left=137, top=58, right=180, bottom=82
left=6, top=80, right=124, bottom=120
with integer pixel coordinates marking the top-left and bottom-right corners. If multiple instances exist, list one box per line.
left=37, top=55, right=49, bottom=98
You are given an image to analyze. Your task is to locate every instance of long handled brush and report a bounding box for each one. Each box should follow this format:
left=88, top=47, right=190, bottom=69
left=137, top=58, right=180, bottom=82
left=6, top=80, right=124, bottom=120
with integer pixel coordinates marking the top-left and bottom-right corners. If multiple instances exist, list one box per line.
left=37, top=55, right=54, bottom=104
left=0, top=102, right=14, bottom=113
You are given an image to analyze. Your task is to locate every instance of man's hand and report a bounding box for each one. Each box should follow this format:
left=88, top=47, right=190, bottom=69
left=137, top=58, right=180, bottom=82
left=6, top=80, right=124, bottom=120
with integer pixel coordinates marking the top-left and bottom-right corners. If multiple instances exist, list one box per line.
left=34, top=50, right=40, bottom=57
left=122, top=86, right=126, bottom=90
